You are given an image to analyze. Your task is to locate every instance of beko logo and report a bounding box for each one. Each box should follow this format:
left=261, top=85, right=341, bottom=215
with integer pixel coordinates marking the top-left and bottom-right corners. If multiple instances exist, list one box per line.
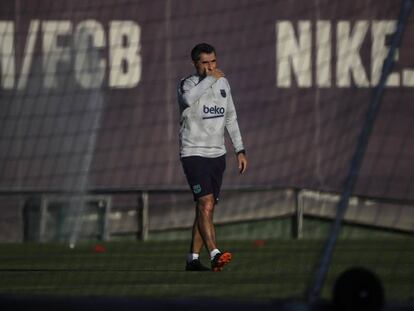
left=203, top=105, right=225, bottom=119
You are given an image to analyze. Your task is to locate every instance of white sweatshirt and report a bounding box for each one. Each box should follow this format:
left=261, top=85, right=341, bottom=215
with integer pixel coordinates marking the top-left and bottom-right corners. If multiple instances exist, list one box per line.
left=177, top=74, right=245, bottom=158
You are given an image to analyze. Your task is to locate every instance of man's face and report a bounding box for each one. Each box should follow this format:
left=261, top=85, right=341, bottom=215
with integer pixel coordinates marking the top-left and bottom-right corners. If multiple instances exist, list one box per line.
left=194, top=52, right=217, bottom=76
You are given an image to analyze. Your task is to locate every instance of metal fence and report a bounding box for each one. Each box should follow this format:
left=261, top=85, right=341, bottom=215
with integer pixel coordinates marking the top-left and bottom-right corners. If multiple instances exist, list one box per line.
left=0, top=186, right=412, bottom=243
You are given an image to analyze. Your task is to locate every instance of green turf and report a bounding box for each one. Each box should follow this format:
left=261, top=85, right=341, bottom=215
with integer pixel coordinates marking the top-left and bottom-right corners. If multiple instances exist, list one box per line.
left=0, top=239, right=413, bottom=302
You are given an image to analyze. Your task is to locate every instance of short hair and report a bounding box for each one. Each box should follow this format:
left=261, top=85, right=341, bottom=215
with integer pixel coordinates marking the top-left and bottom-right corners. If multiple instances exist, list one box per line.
left=191, top=43, right=216, bottom=62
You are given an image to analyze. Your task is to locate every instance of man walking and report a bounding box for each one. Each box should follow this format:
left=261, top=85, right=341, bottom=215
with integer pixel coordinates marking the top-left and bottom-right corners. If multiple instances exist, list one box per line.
left=177, top=43, right=247, bottom=272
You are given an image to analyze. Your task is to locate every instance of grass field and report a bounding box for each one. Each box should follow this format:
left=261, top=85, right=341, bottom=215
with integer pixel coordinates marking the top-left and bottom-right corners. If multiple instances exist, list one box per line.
left=0, top=238, right=413, bottom=303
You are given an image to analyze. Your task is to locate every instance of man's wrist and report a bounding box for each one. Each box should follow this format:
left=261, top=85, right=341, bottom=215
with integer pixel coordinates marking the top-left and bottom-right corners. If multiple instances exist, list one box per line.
left=236, top=149, right=246, bottom=156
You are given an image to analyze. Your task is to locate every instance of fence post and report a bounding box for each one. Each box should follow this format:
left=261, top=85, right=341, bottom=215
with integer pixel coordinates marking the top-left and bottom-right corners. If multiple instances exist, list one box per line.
left=292, top=189, right=303, bottom=239
left=100, top=197, right=111, bottom=241
left=39, top=195, right=48, bottom=243
left=138, top=191, right=149, bottom=241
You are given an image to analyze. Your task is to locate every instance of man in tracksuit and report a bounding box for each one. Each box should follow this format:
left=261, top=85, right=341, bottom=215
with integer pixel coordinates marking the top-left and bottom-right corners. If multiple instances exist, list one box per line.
left=177, top=43, right=247, bottom=271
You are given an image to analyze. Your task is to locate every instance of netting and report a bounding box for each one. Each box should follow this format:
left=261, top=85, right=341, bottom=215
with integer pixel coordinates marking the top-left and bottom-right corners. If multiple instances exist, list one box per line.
left=0, top=0, right=413, bottom=307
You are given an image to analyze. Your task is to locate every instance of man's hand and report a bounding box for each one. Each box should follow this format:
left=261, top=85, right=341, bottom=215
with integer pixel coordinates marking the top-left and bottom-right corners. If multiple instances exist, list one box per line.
left=206, top=68, right=225, bottom=80
left=237, top=153, right=247, bottom=174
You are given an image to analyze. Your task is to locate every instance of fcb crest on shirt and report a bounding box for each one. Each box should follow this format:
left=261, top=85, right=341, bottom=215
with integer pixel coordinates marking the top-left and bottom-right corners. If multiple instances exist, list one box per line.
left=220, top=89, right=226, bottom=98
